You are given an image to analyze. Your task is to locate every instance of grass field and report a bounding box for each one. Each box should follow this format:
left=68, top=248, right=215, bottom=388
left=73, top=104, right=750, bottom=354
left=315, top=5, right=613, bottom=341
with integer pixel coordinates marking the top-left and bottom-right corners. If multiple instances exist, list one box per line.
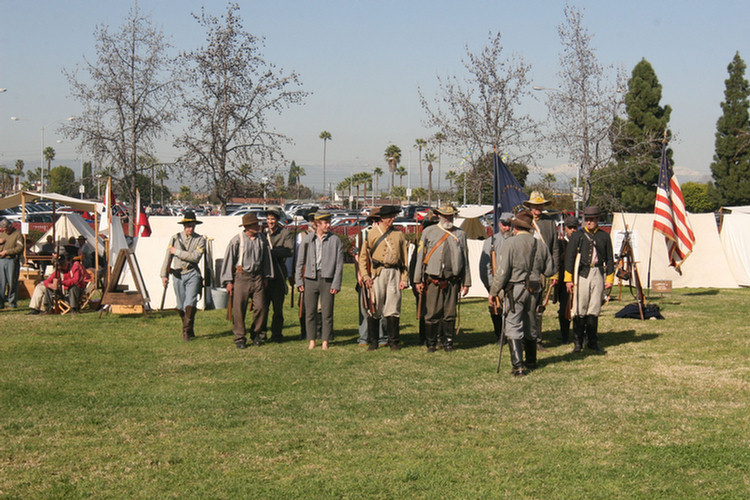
left=2, top=269, right=749, bottom=499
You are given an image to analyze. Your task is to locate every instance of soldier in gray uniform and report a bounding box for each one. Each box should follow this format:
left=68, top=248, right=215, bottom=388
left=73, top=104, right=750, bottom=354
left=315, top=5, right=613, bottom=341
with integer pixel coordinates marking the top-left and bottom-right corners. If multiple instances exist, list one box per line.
left=479, top=212, right=513, bottom=344
left=489, top=210, right=554, bottom=376
left=295, top=211, right=344, bottom=350
left=160, top=211, right=207, bottom=341
left=523, top=191, right=560, bottom=351
left=414, top=205, right=471, bottom=352
left=261, top=208, right=293, bottom=342
left=220, top=213, right=273, bottom=349
left=358, top=205, right=409, bottom=350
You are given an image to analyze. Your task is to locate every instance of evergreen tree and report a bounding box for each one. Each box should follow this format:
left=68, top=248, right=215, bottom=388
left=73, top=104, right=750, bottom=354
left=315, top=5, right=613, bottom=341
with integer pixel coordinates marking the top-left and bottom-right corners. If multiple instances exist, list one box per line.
left=593, top=59, right=671, bottom=212
left=710, top=51, right=750, bottom=206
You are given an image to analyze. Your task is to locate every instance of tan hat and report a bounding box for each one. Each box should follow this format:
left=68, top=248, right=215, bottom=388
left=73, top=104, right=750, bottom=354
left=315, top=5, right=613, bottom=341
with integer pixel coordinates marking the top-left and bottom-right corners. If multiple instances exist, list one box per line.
left=239, top=213, right=260, bottom=227
left=511, top=210, right=534, bottom=230
left=433, top=204, right=458, bottom=217
left=314, top=211, right=333, bottom=221
left=366, top=207, right=381, bottom=222
left=523, top=191, right=552, bottom=207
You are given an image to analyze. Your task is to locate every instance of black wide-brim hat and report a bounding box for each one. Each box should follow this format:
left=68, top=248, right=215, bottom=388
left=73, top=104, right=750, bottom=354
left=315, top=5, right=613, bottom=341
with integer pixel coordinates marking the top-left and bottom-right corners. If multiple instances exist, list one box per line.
left=178, top=211, right=202, bottom=225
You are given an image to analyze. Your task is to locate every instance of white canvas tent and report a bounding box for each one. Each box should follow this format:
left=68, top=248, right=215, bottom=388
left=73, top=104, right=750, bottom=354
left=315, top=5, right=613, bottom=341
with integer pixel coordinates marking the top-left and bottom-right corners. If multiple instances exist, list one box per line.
left=31, top=213, right=105, bottom=257
left=611, top=212, right=738, bottom=289
left=719, top=213, right=750, bottom=286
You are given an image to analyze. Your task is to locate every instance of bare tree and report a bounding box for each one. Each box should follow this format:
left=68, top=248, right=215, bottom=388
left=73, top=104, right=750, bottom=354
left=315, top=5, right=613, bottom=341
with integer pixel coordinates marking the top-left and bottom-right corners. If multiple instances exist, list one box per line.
left=174, top=3, right=308, bottom=214
left=419, top=31, right=539, bottom=200
left=64, top=4, right=178, bottom=232
left=542, top=5, right=625, bottom=208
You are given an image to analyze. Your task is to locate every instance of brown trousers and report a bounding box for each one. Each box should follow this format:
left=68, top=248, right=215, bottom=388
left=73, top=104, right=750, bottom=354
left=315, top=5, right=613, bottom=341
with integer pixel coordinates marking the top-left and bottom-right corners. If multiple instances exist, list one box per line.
left=232, top=271, right=268, bottom=344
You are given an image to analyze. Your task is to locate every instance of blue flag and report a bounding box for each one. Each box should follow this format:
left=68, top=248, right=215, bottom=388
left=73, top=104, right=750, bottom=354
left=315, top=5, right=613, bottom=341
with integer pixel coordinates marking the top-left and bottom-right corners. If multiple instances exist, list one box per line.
left=492, top=153, right=528, bottom=232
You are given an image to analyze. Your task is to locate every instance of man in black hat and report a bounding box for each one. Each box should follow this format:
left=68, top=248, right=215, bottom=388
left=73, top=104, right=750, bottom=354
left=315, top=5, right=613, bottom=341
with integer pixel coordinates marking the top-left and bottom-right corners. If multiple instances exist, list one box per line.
left=261, top=208, right=293, bottom=342
left=555, top=215, right=579, bottom=343
left=220, top=213, right=273, bottom=349
left=489, top=210, right=554, bottom=376
left=479, top=212, right=513, bottom=344
left=414, top=204, right=471, bottom=352
left=161, top=210, right=207, bottom=341
left=358, top=205, right=409, bottom=350
left=564, top=206, right=614, bottom=354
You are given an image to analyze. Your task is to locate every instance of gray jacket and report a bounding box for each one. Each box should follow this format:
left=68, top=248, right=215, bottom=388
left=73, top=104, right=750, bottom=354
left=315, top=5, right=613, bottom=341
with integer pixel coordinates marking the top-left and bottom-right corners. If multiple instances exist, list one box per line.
left=295, top=231, right=344, bottom=291
left=489, top=231, right=554, bottom=296
left=413, top=224, right=471, bottom=287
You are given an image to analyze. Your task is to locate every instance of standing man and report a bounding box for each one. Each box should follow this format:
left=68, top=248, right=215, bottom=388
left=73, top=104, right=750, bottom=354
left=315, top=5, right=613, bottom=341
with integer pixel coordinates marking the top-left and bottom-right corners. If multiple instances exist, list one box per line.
left=556, top=215, right=579, bottom=344
left=414, top=205, right=471, bottom=352
left=489, top=211, right=554, bottom=376
left=261, top=208, right=293, bottom=342
left=0, top=218, right=24, bottom=309
left=220, top=213, right=273, bottom=349
left=564, top=206, right=614, bottom=354
left=295, top=211, right=344, bottom=350
left=355, top=208, right=385, bottom=346
left=523, top=191, right=560, bottom=351
left=161, top=210, right=207, bottom=341
left=358, top=205, right=409, bottom=351
left=479, top=212, right=513, bottom=344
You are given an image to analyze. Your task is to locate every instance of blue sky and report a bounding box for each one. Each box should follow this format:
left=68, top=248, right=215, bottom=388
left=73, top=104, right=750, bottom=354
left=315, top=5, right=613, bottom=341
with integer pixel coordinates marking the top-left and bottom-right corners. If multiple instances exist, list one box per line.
left=1, top=0, right=748, bottom=195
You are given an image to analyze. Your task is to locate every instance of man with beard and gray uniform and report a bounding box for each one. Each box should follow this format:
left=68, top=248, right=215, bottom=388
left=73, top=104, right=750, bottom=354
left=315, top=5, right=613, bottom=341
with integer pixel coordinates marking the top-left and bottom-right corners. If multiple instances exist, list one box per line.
left=414, top=205, right=470, bottom=352
left=489, top=210, right=554, bottom=376
left=479, top=212, right=513, bottom=344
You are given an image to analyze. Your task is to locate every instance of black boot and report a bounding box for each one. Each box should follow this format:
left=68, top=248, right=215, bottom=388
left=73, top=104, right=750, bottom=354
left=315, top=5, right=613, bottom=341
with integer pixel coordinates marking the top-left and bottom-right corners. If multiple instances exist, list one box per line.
left=425, top=322, right=438, bottom=352
left=586, top=315, right=606, bottom=354
left=491, top=312, right=503, bottom=344
left=443, top=320, right=455, bottom=352
left=179, top=308, right=190, bottom=341
left=559, top=316, right=570, bottom=344
left=367, top=317, right=380, bottom=350
left=524, top=338, right=537, bottom=370
left=573, top=317, right=584, bottom=352
left=508, top=339, right=525, bottom=376
left=386, top=316, right=401, bottom=350
left=185, top=305, right=196, bottom=339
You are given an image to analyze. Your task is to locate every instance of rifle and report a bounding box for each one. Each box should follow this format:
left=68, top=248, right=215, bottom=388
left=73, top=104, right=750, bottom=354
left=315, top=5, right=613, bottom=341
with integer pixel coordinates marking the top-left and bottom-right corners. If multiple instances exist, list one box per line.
left=496, top=308, right=507, bottom=374
left=160, top=236, right=175, bottom=311
left=298, top=238, right=308, bottom=320
left=290, top=216, right=298, bottom=308
left=618, top=214, right=646, bottom=320
left=360, top=229, right=376, bottom=317
left=567, top=252, right=581, bottom=321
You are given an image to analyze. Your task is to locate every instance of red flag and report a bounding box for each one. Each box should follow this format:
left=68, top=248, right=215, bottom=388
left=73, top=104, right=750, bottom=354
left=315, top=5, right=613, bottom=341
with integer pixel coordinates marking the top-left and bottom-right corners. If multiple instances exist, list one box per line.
left=134, top=189, right=152, bottom=237
left=653, top=142, right=694, bottom=269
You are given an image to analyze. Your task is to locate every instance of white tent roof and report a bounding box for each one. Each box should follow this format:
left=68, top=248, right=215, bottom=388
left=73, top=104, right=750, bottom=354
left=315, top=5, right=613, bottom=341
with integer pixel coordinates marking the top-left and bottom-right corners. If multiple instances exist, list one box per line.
left=0, top=190, right=103, bottom=213
left=611, top=212, right=738, bottom=289
left=719, top=213, right=750, bottom=287
left=722, top=206, right=750, bottom=214
left=31, top=213, right=104, bottom=256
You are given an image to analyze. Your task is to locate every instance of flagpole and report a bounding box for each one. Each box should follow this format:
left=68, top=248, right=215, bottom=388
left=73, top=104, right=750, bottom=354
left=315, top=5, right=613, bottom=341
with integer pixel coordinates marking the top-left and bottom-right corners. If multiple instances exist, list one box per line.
left=646, top=225, right=655, bottom=292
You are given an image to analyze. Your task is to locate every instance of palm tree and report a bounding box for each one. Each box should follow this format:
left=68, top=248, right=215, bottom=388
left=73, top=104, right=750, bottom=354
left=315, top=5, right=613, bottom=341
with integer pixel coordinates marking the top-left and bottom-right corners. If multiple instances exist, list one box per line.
left=384, top=144, right=401, bottom=194
left=337, top=176, right=353, bottom=209
left=414, top=138, right=426, bottom=189
left=289, top=161, right=306, bottom=200
left=395, top=165, right=407, bottom=187
left=155, top=167, right=169, bottom=207
left=14, top=159, right=24, bottom=191
left=424, top=152, right=437, bottom=205
left=445, top=170, right=457, bottom=191
left=432, top=132, right=446, bottom=191
left=359, top=172, right=372, bottom=206
left=372, top=167, right=383, bottom=198
left=319, top=131, right=332, bottom=198
left=43, top=146, right=55, bottom=192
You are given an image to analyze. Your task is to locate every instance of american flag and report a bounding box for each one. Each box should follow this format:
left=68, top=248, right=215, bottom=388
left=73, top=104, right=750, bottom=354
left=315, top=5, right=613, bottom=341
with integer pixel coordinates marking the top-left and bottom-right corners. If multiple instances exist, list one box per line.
left=653, top=142, right=695, bottom=269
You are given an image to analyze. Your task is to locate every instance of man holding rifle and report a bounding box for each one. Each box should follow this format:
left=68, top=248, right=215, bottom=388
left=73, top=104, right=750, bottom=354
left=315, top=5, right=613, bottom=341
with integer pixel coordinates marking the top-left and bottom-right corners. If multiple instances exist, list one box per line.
left=489, top=211, right=554, bottom=376
left=479, top=212, right=513, bottom=344
left=556, top=215, right=579, bottom=344
left=220, top=213, right=273, bottom=349
left=358, top=205, right=409, bottom=351
left=160, top=211, right=207, bottom=341
left=564, top=206, right=614, bottom=355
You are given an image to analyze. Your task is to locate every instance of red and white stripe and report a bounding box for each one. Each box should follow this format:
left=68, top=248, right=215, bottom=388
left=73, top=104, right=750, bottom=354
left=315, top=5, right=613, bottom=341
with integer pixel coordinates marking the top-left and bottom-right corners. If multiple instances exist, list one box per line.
left=654, top=174, right=694, bottom=268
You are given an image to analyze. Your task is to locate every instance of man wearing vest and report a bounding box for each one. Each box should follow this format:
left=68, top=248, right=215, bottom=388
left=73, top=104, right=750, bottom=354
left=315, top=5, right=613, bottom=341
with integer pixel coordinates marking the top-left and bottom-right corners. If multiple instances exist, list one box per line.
left=220, top=213, right=273, bottom=349
left=564, top=206, right=614, bottom=354
left=479, top=212, right=513, bottom=344
left=358, top=205, right=409, bottom=350
left=295, top=211, right=344, bottom=350
left=160, top=211, right=207, bottom=341
left=414, top=205, right=471, bottom=352
left=523, top=191, right=560, bottom=351
left=489, top=210, right=554, bottom=376
left=261, top=208, right=293, bottom=342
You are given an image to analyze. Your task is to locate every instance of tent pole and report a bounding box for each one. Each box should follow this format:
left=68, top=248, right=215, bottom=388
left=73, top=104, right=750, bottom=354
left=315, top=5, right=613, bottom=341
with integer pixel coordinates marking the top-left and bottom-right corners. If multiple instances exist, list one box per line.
left=646, top=224, right=656, bottom=293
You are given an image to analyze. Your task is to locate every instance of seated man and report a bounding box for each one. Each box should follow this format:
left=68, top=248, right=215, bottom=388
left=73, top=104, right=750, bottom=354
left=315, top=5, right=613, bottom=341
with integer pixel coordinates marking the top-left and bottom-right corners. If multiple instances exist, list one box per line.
left=27, top=255, right=91, bottom=315
left=76, top=235, right=95, bottom=269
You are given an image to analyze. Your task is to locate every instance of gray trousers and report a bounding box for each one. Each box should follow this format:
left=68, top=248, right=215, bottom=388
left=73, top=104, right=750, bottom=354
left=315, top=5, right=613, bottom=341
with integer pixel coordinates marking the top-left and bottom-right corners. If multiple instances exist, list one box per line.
left=303, top=277, right=335, bottom=341
left=0, top=258, right=19, bottom=308
left=502, top=283, right=534, bottom=341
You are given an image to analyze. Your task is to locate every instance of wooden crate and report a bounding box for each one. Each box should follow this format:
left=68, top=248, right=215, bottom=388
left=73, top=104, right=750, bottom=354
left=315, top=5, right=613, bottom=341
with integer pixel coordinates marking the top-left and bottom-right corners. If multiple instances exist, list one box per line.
left=110, top=304, right=144, bottom=314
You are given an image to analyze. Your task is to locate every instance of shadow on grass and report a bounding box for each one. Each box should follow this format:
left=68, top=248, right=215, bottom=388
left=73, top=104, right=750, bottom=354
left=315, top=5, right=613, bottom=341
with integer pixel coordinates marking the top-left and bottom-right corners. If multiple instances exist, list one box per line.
left=537, top=329, right=659, bottom=368
left=680, top=289, right=720, bottom=296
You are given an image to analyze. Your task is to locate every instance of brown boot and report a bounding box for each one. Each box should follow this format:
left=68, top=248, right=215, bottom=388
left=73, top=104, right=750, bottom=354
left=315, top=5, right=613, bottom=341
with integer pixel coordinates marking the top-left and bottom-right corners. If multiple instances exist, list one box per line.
left=186, top=305, right=196, bottom=339
left=182, top=306, right=193, bottom=341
